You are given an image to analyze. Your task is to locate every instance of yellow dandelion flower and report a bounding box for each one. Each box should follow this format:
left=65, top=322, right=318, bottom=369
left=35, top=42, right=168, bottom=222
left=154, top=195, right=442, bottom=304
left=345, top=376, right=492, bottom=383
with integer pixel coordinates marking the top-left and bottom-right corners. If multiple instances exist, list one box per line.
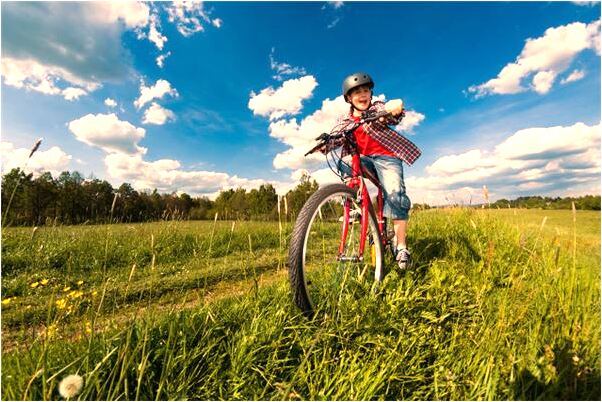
left=56, top=299, right=67, bottom=309
left=69, top=291, right=83, bottom=299
left=63, top=286, right=71, bottom=292
left=1, top=298, right=12, bottom=305
left=30, top=282, right=40, bottom=288
left=40, top=279, right=49, bottom=285
left=85, top=321, right=92, bottom=334
left=77, top=280, right=84, bottom=286
left=47, top=324, right=57, bottom=339
left=26, top=305, right=32, bottom=309
left=91, top=291, right=98, bottom=297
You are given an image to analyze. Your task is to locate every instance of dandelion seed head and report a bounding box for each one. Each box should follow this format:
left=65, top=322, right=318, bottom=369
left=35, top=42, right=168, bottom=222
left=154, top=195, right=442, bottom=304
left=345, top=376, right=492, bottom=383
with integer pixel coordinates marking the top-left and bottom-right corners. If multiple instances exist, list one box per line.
left=58, top=374, right=83, bottom=399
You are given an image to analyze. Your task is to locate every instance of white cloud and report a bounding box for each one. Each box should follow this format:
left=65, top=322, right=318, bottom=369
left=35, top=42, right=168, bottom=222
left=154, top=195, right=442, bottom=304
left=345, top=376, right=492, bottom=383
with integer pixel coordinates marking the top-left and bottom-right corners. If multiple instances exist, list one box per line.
left=269, top=95, right=349, bottom=170
left=104, top=98, right=117, bottom=108
left=142, top=102, right=176, bottom=125
left=395, top=110, right=425, bottom=133
left=468, top=20, right=600, bottom=97
left=322, top=1, right=344, bottom=29
left=0, top=2, right=155, bottom=99
left=156, top=52, right=172, bottom=68
left=494, top=122, right=599, bottom=159
left=561, top=69, right=586, bottom=84
left=248, top=75, right=318, bottom=120
left=104, top=152, right=291, bottom=198
left=1, top=57, right=98, bottom=99
left=147, top=14, right=168, bottom=50
left=327, top=18, right=341, bottom=29
left=166, top=1, right=222, bottom=37
left=572, top=1, right=600, bottom=6
left=269, top=49, right=307, bottom=81
left=68, top=113, right=147, bottom=155
left=134, top=79, right=179, bottom=109
left=531, top=70, right=557, bottom=94
left=408, top=122, right=601, bottom=205
left=62, top=87, right=88, bottom=101
left=1, top=141, right=72, bottom=177
left=90, top=1, right=150, bottom=29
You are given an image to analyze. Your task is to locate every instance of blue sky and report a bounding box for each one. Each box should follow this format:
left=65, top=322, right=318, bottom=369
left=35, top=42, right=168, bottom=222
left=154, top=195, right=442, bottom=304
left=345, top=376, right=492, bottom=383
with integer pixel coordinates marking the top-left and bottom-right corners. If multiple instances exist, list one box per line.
left=1, top=1, right=600, bottom=205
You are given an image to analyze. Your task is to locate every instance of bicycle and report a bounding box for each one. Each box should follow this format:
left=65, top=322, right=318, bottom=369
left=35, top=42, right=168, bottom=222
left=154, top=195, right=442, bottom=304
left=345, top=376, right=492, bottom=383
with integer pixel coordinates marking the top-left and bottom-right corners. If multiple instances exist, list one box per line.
left=288, top=109, right=401, bottom=317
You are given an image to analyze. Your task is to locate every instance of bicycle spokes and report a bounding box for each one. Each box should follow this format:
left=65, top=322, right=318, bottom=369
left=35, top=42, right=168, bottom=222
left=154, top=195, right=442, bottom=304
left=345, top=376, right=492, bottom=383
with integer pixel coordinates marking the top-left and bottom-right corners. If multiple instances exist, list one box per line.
left=293, top=186, right=384, bottom=313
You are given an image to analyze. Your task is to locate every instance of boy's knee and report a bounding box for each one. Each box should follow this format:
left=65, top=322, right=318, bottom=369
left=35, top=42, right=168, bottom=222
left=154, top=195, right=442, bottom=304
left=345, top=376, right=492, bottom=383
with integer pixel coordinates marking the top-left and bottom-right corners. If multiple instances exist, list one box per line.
left=400, top=193, right=411, bottom=211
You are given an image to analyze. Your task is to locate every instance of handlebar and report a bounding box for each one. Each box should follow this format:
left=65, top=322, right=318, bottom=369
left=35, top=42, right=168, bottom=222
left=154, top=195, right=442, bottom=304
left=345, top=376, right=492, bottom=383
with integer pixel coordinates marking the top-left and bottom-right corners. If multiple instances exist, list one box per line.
left=304, top=110, right=393, bottom=156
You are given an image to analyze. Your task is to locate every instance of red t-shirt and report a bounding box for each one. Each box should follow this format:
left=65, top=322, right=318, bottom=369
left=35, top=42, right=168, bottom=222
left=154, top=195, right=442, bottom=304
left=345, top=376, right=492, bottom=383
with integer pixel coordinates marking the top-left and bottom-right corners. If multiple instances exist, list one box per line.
left=351, top=115, right=396, bottom=157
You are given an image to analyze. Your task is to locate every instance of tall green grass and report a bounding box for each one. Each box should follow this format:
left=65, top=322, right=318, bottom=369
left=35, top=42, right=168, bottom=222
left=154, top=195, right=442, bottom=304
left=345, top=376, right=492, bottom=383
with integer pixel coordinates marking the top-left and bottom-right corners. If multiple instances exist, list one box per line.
left=1, top=209, right=599, bottom=400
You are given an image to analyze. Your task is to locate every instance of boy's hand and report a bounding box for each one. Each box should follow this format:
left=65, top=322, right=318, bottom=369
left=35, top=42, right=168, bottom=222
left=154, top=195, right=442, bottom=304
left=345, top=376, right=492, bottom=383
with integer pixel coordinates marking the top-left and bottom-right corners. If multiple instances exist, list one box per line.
left=384, top=99, right=404, bottom=116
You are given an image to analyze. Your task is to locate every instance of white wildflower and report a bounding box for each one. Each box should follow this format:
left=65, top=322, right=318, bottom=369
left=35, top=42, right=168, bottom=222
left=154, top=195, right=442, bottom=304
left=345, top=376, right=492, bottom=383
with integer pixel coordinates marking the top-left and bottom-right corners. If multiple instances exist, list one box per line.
left=58, top=374, right=83, bottom=399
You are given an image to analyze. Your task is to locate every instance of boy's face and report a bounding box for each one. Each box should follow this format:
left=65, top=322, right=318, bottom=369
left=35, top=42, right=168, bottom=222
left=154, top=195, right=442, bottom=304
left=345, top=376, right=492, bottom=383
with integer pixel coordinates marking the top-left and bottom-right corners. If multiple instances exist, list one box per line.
left=348, top=85, right=372, bottom=111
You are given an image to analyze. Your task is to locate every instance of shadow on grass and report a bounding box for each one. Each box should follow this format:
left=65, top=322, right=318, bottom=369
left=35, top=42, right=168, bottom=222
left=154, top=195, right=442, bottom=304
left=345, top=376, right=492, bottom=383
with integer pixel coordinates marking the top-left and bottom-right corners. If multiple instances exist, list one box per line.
left=514, top=340, right=601, bottom=400
left=405, top=232, right=483, bottom=278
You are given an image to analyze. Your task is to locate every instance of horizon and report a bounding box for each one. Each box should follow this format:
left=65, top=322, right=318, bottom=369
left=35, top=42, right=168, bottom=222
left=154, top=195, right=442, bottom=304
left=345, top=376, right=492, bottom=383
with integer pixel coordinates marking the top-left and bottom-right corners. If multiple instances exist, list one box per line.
left=1, top=1, right=600, bottom=205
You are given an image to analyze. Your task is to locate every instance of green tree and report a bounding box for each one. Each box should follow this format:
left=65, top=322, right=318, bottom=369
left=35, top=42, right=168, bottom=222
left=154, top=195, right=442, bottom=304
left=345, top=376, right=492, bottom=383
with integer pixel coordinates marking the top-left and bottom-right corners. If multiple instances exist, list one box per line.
left=285, top=173, right=319, bottom=218
left=1, top=168, right=34, bottom=225
left=30, top=172, right=58, bottom=225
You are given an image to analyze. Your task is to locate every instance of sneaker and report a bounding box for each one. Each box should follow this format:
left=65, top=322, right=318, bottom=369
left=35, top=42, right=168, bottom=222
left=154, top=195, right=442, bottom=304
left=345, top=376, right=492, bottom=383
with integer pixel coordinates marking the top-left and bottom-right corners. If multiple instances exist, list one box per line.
left=396, top=247, right=411, bottom=270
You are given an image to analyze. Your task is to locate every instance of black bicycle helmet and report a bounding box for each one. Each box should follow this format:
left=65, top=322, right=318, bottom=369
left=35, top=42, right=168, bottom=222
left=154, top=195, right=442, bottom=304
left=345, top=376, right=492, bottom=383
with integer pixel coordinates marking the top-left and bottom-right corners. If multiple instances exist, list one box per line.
left=342, top=72, right=374, bottom=101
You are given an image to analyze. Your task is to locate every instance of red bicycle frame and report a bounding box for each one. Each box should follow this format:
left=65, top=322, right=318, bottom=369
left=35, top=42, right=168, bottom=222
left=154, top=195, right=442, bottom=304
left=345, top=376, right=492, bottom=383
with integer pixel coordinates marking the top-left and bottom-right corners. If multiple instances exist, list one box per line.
left=337, top=151, right=387, bottom=260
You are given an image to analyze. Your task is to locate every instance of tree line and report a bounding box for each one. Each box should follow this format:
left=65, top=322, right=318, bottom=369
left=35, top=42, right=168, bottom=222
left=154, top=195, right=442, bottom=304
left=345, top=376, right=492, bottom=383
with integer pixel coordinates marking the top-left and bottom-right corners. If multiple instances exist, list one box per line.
left=0, top=168, right=319, bottom=226
left=1, top=168, right=599, bottom=227
left=488, top=195, right=601, bottom=210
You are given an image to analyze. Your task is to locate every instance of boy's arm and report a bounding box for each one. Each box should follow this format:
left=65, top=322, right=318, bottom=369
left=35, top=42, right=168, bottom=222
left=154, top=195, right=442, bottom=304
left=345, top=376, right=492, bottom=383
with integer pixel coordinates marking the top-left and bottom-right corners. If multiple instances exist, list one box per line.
left=318, top=115, right=354, bottom=154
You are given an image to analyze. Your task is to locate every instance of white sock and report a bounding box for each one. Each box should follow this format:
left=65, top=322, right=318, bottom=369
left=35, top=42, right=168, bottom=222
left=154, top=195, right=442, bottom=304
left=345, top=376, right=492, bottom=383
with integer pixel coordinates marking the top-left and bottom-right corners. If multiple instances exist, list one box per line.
left=397, top=244, right=407, bottom=251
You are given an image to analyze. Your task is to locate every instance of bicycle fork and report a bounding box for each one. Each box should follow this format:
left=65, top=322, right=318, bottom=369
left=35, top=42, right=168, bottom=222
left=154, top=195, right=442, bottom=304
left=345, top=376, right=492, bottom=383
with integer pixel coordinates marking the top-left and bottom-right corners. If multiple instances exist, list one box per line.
left=337, top=180, right=371, bottom=262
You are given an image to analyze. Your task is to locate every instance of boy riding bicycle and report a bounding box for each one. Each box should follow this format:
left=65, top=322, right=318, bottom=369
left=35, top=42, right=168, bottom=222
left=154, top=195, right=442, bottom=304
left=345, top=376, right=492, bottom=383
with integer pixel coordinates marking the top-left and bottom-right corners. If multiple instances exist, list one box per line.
left=321, top=72, right=422, bottom=269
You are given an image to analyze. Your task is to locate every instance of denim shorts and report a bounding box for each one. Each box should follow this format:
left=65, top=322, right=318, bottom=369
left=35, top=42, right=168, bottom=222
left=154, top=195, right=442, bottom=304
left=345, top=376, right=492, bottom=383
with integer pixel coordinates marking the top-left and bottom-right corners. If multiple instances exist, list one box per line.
left=336, top=155, right=411, bottom=220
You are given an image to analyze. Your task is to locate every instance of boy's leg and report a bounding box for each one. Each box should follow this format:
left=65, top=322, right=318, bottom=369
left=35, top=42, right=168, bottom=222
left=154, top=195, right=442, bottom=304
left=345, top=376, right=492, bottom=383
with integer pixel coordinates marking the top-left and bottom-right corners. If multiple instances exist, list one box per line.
left=393, top=219, right=407, bottom=248
left=371, top=156, right=412, bottom=268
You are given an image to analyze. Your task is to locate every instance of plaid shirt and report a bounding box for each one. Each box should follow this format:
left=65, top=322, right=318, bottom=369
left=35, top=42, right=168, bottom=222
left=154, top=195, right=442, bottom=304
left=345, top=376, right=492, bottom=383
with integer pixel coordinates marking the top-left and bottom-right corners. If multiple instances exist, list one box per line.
left=330, top=101, right=422, bottom=166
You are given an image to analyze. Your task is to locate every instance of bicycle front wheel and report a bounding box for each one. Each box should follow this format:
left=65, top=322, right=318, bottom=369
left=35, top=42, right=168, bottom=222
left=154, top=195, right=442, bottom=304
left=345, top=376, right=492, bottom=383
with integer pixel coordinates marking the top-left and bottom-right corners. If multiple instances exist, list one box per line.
left=288, top=183, right=385, bottom=317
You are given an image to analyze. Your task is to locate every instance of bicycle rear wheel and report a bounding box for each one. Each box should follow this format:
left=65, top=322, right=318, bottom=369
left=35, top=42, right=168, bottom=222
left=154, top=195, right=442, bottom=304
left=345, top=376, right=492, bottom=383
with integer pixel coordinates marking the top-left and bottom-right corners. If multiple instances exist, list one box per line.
left=288, top=183, right=385, bottom=317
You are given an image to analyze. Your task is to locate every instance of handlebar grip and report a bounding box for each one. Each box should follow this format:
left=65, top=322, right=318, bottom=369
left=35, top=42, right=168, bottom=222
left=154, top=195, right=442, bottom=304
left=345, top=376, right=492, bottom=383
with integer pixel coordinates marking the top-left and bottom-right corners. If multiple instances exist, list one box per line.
left=360, top=110, right=392, bottom=123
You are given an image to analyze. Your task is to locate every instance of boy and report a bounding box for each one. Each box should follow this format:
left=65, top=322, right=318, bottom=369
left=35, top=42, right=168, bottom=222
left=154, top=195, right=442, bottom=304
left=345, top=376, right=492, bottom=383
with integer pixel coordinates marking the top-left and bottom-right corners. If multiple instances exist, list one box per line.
left=323, top=72, right=421, bottom=269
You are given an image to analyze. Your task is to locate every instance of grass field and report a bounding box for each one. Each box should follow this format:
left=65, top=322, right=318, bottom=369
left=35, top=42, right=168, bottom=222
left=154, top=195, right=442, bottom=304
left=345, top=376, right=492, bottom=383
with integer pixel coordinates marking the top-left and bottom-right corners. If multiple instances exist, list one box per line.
left=1, top=208, right=600, bottom=400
